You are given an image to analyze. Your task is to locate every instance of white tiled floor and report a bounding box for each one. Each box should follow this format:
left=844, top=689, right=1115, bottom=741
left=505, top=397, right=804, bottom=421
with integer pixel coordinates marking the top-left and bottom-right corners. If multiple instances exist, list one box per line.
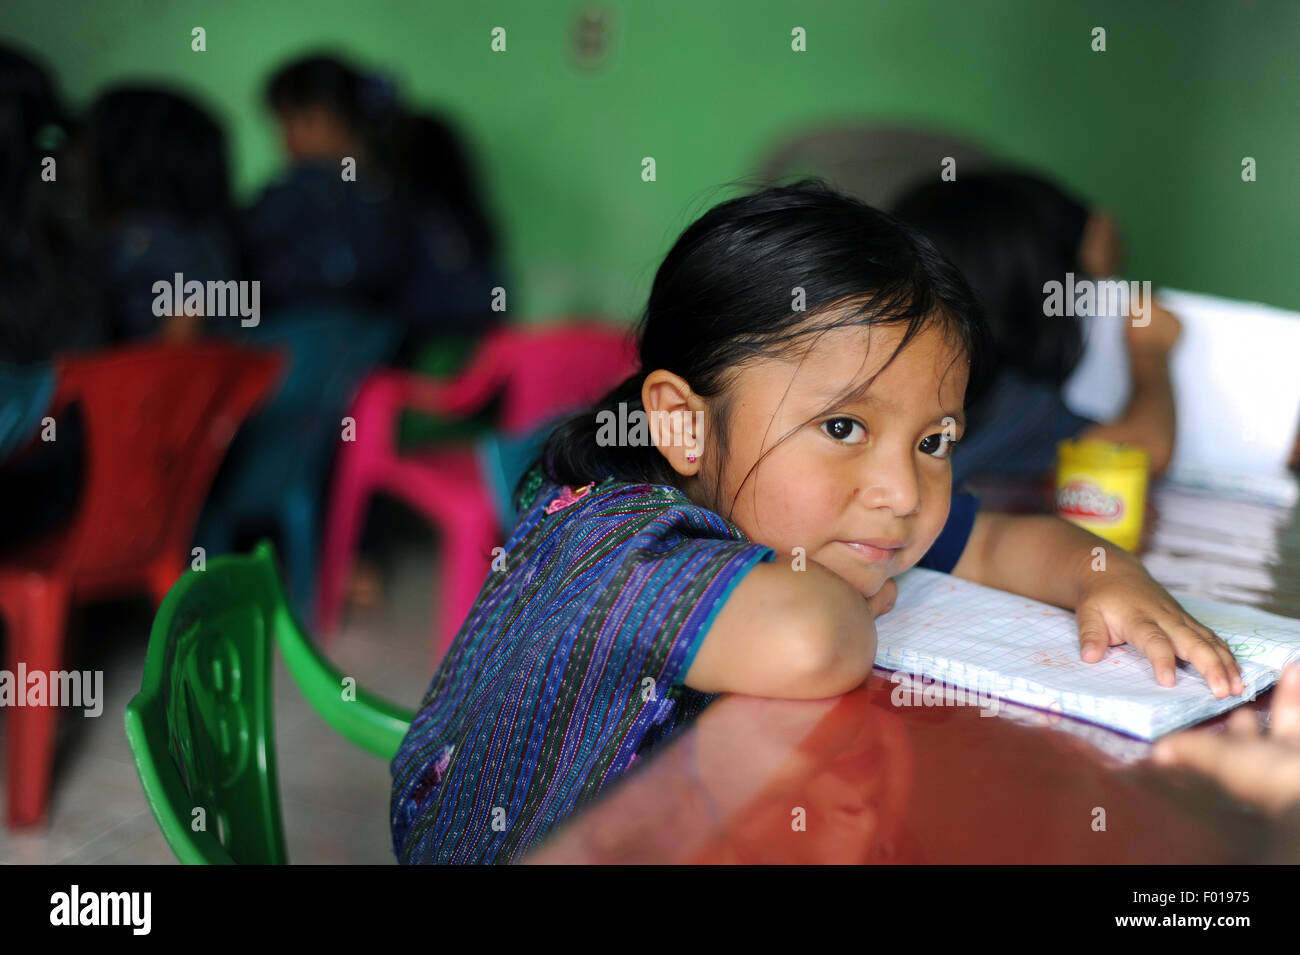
left=0, top=535, right=440, bottom=865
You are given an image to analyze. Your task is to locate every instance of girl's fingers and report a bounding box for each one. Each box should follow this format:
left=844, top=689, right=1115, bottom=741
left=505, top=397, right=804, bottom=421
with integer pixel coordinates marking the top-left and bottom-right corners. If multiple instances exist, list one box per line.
left=1187, top=619, right=1245, bottom=692
left=1078, top=599, right=1245, bottom=695
left=1165, top=622, right=1236, bottom=697
left=1075, top=603, right=1110, bottom=663
left=1129, top=620, right=1179, bottom=687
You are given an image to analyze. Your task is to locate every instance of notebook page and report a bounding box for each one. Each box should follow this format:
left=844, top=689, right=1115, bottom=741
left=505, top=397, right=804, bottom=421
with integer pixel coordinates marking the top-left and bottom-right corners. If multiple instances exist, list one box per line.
left=1174, top=596, right=1300, bottom=671
left=874, top=569, right=1300, bottom=739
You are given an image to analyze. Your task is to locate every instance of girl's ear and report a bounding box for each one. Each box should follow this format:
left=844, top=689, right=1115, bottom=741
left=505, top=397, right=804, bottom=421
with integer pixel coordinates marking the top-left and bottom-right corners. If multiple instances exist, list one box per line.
left=642, top=369, right=708, bottom=477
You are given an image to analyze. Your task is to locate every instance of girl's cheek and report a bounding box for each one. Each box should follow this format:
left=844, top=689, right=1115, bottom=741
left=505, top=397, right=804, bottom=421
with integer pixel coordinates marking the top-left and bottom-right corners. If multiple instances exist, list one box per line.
left=896, top=547, right=925, bottom=574
left=902, top=504, right=951, bottom=570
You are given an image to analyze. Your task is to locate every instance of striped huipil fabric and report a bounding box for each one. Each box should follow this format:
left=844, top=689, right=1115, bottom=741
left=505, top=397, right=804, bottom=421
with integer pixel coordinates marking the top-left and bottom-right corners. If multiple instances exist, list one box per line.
left=390, top=475, right=775, bottom=863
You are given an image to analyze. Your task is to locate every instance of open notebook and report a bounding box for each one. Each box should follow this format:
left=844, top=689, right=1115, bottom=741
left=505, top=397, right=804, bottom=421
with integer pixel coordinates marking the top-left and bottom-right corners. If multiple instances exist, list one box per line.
left=874, top=568, right=1300, bottom=740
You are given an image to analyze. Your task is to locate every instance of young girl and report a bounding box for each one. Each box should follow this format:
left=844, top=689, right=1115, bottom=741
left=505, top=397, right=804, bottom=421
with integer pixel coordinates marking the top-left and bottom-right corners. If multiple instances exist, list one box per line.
left=79, top=86, right=239, bottom=344
left=390, top=180, right=1243, bottom=864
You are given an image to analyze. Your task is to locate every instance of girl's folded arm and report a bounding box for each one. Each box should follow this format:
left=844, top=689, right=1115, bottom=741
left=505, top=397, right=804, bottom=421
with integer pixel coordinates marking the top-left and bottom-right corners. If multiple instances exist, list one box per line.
left=951, top=512, right=1091, bottom=609
left=683, top=559, right=877, bottom=699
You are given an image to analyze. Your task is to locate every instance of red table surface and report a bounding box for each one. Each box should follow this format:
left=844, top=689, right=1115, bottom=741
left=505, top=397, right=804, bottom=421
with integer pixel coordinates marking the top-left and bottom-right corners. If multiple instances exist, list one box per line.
left=527, top=476, right=1300, bottom=864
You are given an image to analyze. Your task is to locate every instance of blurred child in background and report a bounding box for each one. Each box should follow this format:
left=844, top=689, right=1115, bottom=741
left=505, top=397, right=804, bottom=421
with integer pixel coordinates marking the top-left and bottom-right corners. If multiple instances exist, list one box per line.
left=245, top=53, right=507, bottom=351
left=0, top=43, right=105, bottom=363
left=892, top=170, right=1181, bottom=486
left=245, top=54, right=512, bottom=610
left=243, top=53, right=411, bottom=315
left=78, top=86, right=239, bottom=343
left=0, top=44, right=99, bottom=550
left=391, top=111, right=507, bottom=348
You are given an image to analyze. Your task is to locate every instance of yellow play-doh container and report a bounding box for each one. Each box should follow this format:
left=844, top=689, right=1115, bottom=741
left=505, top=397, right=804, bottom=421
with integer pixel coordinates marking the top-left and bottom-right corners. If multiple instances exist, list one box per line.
left=1054, top=439, right=1149, bottom=552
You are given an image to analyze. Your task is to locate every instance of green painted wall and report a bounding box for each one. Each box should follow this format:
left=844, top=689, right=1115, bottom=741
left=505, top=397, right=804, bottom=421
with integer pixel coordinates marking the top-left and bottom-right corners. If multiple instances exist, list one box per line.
left=3, top=0, right=1296, bottom=318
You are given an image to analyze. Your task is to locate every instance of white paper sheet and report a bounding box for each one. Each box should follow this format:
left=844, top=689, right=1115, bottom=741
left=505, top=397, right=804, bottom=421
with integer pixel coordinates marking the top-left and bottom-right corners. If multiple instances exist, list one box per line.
left=1062, top=287, right=1300, bottom=484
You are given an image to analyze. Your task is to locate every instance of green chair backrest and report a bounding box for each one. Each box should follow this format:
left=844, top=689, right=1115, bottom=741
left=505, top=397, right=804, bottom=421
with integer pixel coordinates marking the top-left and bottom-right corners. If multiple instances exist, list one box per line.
left=397, top=335, right=494, bottom=449
left=125, top=540, right=414, bottom=864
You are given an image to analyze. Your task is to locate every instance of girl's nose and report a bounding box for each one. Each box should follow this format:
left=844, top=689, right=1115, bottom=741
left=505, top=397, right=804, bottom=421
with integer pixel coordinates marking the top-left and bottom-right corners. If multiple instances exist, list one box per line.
left=856, top=451, right=921, bottom=516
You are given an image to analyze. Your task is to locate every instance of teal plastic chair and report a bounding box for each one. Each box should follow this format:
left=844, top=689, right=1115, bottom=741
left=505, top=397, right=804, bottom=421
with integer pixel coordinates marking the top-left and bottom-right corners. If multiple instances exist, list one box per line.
left=195, top=308, right=401, bottom=620
left=0, top=360, right=56, bottom=462
left=474, top=420, right=558, bottom=528
left=124, top=540, right=414, bottom=864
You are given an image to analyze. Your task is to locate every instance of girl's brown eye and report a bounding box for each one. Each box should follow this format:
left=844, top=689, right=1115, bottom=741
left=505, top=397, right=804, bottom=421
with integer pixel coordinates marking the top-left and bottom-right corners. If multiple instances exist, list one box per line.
left=821, top=417, right=865, bottom=444
left=919, top=433, right=956, bottom=458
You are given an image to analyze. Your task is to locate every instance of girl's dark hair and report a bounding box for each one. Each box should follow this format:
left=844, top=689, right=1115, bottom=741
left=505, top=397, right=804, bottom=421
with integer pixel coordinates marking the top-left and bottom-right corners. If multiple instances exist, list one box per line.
left=392, top=112, right=498, bottom=260
left=81, top=86, right=232, bottom=223
left=536, top=178, right=990, bottom=516
left=890, top=169, right=1090, bottom=385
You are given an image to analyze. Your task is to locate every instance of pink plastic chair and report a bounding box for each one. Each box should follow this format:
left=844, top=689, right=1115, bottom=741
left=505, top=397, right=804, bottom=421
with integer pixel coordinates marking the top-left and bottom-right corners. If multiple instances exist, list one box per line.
left=316, top=322, right=637, bottom=663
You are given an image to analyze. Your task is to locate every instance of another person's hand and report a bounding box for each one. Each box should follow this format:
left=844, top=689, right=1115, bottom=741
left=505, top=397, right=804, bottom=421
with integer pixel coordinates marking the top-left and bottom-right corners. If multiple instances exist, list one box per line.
left=1075, top=565, right=1244, bottom=696
left=1083, top=298, right=1180, bottom=474
left=1152, top=664, right=1300, bottom=815
left=161, top=312, right=202, bottom=344
left=1126, top=298, right=1181, bottom=355
left=1078, top=209, right=1124, bottom=278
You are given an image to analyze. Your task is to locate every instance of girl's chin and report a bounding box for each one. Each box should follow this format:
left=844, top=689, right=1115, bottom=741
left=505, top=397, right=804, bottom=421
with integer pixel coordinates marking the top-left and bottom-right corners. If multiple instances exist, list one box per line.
left=825, top=561, right=888, bottom=599
left=862, top=575, right=890, bottom=599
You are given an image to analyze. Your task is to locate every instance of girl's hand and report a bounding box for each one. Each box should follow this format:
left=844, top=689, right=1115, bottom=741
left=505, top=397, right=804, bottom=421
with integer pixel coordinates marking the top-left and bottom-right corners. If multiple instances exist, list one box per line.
left=1152, top=665, right=1300, bottom=815
left=1074, top=566, right=1244, bottom=697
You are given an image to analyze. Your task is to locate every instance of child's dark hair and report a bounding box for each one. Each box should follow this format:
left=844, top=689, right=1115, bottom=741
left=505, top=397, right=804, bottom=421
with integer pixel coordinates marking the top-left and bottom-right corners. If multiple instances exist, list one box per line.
left=392, top=111, right=498, bottom=261
left=265, top=52, right=401, bottom=170
left=536, top=178, right=990, bottom=515
left=891, top=169, right=1089, bottom=385
left=0, top=43, right=107, bottom=362
left=0, top=43, right=70, bottom=224
left=268, top=53, right=360, bottom=123
left=81, top=86, right=232, bottom=224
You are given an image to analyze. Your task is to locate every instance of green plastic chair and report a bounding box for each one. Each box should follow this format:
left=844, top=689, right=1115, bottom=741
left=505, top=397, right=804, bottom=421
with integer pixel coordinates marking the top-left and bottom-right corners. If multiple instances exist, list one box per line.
left=396, top=335, right=494, bottom=448
left=124, top=540, right=414, bottom=864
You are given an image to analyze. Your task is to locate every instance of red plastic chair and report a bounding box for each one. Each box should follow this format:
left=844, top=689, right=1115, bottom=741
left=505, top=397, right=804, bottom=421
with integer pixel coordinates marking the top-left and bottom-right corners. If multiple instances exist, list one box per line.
left=316, top=322, right=637, bottom=663
left=0, top=342, right=282, bottom=827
